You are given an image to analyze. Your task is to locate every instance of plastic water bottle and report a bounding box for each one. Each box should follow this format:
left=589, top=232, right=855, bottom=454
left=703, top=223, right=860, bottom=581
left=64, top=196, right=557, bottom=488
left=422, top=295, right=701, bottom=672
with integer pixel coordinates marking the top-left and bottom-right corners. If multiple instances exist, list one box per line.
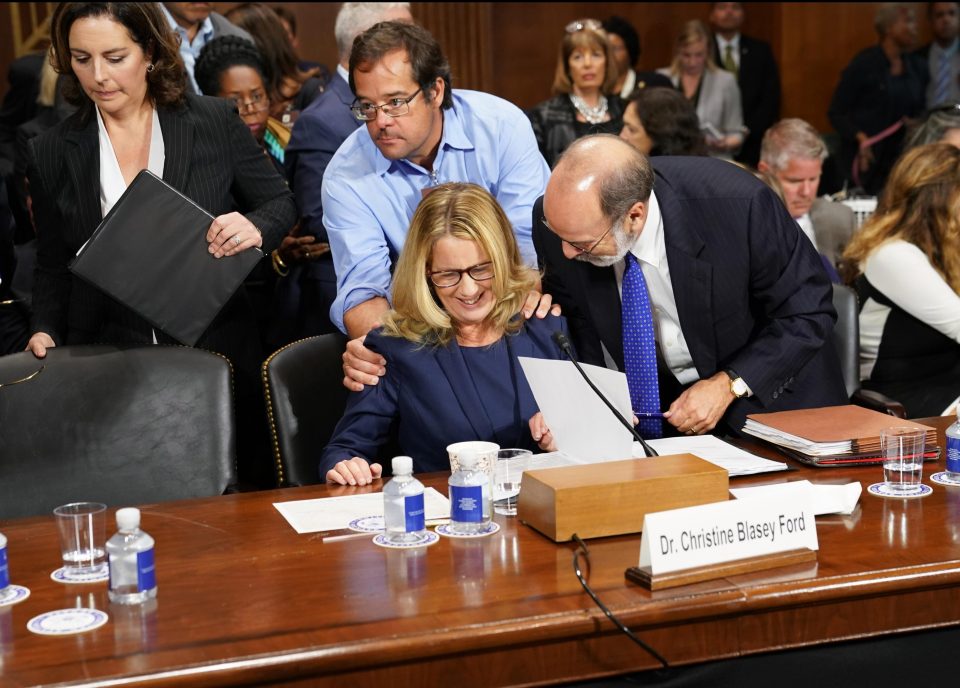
left=382, top=456, right=426, bottom=544
left=946, top=407, right=960, bottom=481
left=107, top=508, right=157, bottom=605
left=449, top=449, right=492, bottom=535
left=0, top=532, right=9, bottom=594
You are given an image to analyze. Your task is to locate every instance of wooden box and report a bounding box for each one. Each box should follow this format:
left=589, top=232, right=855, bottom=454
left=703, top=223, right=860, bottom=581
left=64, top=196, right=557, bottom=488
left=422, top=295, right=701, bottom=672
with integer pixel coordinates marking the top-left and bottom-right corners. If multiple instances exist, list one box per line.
left=517, top=454, right=729, bottom=542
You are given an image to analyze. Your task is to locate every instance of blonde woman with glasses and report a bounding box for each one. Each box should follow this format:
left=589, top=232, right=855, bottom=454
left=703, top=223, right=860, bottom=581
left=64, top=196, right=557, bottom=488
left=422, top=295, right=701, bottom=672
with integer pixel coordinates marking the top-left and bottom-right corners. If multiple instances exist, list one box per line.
left=321, top=183, right=570, bottom=485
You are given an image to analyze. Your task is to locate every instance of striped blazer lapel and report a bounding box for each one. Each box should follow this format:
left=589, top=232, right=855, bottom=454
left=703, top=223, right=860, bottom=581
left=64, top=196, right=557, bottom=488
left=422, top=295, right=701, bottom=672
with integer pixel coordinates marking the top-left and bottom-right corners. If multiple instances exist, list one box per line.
left=62, top=116, right=102, bottom=237
left=158, top=105, right=194, bottom=192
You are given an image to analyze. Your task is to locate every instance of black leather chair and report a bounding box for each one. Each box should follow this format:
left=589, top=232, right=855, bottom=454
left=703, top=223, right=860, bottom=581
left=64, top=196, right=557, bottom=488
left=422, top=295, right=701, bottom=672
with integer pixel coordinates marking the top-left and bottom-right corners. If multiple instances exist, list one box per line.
left=831, top=283, right=905, bottom=417
left=0, top=345, right=237, bottom=519
left=262, top=333, right=349, bottom=486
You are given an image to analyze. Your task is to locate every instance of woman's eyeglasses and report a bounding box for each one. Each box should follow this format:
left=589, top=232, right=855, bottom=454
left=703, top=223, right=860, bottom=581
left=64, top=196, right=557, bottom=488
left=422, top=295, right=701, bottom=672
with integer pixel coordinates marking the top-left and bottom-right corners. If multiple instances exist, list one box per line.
left=565, top=18, right=603, bottom=34
left=231, top=91, right=269, bottom=114
left=428, top=261, right=494, bottom=288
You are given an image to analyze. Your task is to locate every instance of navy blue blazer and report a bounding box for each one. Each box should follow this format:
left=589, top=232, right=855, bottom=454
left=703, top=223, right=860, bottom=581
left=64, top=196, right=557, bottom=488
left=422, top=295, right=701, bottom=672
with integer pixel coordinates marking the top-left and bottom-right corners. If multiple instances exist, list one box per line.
left=285, top=73, right=359, bottom=239
left=533, top=156, right=848, bottom=436
left=319, top=314, right=570, bottom=478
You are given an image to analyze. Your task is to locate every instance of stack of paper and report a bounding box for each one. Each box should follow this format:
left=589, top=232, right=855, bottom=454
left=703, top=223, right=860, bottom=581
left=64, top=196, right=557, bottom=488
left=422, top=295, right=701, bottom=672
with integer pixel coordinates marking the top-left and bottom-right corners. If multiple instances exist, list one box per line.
left=742, top=405, right=938, bottom=466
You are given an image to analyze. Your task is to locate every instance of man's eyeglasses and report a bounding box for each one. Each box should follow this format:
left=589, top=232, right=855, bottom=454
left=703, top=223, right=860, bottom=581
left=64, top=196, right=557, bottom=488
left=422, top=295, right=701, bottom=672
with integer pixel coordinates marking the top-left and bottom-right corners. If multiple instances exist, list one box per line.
left=351, top=88, right=423, bottom=121
left=543, top=217, right=614, bottom=256
left=565, top=18, right=603, bottom=34
left=428, top=261, right=494, bottom=288
left=231, top=91, right=269, bottom=115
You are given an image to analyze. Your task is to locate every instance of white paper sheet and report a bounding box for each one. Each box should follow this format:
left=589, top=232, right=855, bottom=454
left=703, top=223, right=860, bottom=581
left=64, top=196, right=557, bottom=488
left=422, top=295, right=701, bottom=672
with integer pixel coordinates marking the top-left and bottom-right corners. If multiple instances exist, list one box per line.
left=518, top=357, right=634, bottom=461
left=643, top=435, right=789, bottom=477
left=730, top=480, right=862, bottom=515
left=273, top=487, right=451, bottom=534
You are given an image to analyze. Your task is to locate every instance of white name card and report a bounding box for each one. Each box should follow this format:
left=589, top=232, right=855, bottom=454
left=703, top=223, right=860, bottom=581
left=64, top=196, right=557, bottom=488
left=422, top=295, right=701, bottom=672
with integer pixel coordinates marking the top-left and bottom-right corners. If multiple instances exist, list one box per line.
left=639, top=496, right=818, bottom=574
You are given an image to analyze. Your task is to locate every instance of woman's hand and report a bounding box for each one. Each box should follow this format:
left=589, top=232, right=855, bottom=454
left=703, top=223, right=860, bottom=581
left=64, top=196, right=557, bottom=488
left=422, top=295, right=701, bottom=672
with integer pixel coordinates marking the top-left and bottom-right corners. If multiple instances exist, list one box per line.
left=326, top=457, right=383, bottom=486
left=529, top=412, right=557, bottom=452
left=26, top=332, right=55, bottom=358
left=207, top=212, right=263, bottom=258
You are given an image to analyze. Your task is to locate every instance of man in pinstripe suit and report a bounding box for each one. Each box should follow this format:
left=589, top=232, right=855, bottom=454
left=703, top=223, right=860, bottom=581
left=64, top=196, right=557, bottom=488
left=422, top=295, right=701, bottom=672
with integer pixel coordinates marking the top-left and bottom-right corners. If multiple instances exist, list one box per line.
left=534, top=135, right=847, bottom=437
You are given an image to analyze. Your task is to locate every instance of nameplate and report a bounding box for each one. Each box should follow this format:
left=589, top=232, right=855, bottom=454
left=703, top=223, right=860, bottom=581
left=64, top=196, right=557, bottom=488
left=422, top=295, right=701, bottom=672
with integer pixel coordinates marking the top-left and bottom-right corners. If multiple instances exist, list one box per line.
left=639, top=495, right=818, bottom=575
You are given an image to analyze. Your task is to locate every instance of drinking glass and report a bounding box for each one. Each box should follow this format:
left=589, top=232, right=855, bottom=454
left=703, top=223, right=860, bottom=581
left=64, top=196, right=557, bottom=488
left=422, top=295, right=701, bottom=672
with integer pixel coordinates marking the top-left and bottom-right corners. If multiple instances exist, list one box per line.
left=53, top=502, right=107, bottom=574
left=493, top=449, right=532, bottom=516
left=880, top=427, right=926, bottom=494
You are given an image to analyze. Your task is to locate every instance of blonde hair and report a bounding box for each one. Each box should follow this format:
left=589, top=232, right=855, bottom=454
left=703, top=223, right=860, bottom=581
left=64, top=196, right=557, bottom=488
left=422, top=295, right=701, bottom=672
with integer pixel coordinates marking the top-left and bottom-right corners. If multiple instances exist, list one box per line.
left=843, top=143, right=960, bottom=291
left=667, top=20, right=718, bottom=77
left=551, top=25, right=619, bottom=95
left=381, top=183, right=538, bottom=345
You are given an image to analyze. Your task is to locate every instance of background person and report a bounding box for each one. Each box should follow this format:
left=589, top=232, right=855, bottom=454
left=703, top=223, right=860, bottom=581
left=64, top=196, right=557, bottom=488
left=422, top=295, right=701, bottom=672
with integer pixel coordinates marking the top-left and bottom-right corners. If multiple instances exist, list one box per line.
left=658, top=20, right=744, bottom=159
left=904, top=102, right=960, bottom=148
left=527, top=19, right=625, bottom=168
left=321, top=183, right=568, bottom=485
left=601, top=15, right=671, bottom=99
left=619, top=86, right=707, bottom=156
left=843, top=143, right=960, bottom=417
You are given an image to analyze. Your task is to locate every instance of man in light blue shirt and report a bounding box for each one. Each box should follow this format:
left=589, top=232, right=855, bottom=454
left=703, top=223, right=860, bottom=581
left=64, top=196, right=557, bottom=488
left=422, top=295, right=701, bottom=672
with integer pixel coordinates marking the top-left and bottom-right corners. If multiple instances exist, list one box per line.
left=159, top=3, right=252, bottom=94
left=321, top=21, right=551, bottom=339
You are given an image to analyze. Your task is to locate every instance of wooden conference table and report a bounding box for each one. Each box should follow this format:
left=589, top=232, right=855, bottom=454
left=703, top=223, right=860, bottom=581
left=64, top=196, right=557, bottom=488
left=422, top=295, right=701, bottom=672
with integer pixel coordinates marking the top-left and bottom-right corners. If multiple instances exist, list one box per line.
left=2, top=418, right=960, bottom=687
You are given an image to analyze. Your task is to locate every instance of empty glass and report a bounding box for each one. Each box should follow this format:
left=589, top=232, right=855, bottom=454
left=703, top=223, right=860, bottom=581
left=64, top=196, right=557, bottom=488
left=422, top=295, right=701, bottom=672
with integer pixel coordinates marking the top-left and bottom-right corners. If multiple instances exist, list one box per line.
left=53, top=502, right=107, bottom=574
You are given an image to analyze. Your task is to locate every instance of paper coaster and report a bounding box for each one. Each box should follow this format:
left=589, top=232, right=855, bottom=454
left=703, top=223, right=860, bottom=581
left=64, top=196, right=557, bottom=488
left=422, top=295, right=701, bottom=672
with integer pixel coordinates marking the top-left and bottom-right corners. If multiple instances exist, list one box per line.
left=349, top=515, right=385, bottom=533
left=372, top=530, right=439, bottom=549
left=867, top=482, right=933, bottom=499
left=50, top=566, right=109, bottom=585
left=27, top=608, right=108, bottom=636
left=930, top=472, right=960, bottom=487
left=0, top=585, right=30, bottom=607
left=435, top=521, right=501, bottom=538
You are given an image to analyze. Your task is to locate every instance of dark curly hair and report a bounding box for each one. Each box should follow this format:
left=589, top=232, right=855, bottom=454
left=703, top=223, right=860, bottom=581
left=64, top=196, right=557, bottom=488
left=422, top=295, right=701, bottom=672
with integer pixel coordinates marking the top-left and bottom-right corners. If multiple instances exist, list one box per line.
left=194, top=36, right=267, bottom=97
left=49, top=2, right=185, bottom=119
left=602, top=15, right=640, bottom=67
left=629, top=87, right=708, bottom=157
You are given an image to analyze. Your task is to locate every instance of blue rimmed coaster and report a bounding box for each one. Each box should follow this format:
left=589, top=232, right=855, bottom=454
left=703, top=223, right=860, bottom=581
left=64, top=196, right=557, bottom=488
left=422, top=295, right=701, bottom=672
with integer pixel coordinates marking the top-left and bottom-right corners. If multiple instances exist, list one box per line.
left=435, top=521, right=501, bottom=539
left=50, top=566, right=109, bottom=585
left=349, top=515, right=385, bottom=533
left=27, top=608, right=108, bottom=635
left=931, top=472, right=960, bottom=487
left=372, top=531, right=439, bottom=549
left=867, top=482, right=933, bottom=499
left=0, top=585, right=30, bottom=607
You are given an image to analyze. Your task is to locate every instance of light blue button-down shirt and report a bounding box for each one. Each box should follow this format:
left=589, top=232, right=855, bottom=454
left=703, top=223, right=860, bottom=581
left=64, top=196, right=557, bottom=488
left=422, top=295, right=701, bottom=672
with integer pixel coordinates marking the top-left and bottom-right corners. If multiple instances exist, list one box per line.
left=159, top=4, right=214, bottom=94
left=322, top=89, right=550, bottom=333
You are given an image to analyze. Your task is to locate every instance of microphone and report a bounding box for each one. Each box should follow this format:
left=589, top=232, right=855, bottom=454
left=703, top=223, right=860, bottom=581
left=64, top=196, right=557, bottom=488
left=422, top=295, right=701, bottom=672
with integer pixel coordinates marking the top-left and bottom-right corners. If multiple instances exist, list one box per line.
left=551, top=331, right=659, bottom=458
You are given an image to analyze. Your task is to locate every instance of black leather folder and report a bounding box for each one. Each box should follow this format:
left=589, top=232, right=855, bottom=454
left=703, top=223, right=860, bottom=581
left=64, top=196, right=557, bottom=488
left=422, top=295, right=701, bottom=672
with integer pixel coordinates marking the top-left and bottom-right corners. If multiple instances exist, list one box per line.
left=70, top=169, right=262, bottom=346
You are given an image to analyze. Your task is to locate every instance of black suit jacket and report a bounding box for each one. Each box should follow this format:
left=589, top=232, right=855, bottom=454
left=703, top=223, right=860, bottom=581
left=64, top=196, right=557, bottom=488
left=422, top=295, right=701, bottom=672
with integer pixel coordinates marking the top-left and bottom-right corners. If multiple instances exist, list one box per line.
left=533, top=156, right=847, bottom=435
left=26, top=94, right=296, bottom=368
left=713, top=34, right=780, bottom=167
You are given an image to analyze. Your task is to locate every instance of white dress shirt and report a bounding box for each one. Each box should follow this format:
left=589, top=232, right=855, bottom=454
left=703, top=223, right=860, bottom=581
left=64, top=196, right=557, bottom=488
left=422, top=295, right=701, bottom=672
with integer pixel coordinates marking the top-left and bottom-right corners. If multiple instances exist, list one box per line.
left=159, top=4, right=214, bottom=94
left=715, top=33, right=741, bottom=71
left=796, top=213, right=819, bottom=251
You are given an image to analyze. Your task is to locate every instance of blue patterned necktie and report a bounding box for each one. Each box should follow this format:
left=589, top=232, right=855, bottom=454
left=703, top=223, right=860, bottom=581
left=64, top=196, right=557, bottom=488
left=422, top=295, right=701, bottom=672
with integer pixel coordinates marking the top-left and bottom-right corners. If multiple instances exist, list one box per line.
left=936, top=51, right=951, bottom=106
left=622, top=253, right=662, bottom=438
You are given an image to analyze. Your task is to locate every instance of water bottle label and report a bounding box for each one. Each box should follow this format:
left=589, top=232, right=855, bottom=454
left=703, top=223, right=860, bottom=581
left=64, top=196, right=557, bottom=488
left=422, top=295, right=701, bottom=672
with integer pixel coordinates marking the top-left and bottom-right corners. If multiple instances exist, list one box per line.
left=404, top=493, right=425, bottom=532
left=0, top=545, right=9, bottom=589
left=947, top=436, right=960, bottom=473
left=451, top=485, right=483, bottom=523
left=137, top=548, right=156, bottom=592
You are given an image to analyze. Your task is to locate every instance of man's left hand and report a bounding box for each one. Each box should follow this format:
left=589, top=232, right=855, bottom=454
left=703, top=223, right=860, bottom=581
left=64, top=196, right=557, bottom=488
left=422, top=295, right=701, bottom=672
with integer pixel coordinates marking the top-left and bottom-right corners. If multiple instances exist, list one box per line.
left=663, top=372, right=736, bottom=435
left=522, top=290, right=561, bottom=319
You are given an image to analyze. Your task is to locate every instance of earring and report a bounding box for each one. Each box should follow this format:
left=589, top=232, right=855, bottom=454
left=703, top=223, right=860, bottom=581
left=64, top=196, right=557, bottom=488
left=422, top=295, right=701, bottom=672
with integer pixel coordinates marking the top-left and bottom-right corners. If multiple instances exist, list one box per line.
left=146, top=63, right=155, bottom=73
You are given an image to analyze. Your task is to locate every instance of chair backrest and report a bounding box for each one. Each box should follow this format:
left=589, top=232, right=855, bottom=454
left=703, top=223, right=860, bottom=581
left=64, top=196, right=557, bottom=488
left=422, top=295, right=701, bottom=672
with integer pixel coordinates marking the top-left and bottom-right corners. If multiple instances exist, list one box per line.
left=263, top=333, right=348, bottom=487
left=831, top=283, right=860, bottom=398
left=0, top=345, right=236, bottom=519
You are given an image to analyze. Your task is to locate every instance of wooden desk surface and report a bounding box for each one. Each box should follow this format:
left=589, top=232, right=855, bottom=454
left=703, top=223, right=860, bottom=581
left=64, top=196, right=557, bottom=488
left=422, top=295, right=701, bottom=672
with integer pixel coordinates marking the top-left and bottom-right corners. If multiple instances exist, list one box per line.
left=3, top=418, right=960, bottom=687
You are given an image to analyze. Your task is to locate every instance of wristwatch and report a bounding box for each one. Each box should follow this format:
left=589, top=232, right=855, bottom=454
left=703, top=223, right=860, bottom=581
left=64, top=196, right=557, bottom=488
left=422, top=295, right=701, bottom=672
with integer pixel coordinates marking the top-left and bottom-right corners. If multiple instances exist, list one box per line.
left=724, top=369, right=749, bottom=398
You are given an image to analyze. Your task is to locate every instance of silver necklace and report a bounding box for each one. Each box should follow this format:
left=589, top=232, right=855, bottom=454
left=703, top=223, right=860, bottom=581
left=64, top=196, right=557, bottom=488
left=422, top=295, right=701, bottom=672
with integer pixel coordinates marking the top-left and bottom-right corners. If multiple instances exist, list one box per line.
left=569, top=93, right=608, bottom=124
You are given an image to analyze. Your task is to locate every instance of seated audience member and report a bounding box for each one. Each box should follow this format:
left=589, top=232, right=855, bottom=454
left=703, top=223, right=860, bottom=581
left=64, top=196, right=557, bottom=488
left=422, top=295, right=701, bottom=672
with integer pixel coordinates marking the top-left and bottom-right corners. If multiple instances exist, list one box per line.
left=658, top=20, right=744, bottom=159
left=532, top=135, right=847, bottom=438
left=601, top=15, right=672, bottom=99
left=905, top=102, right=960, bottom=148
left=619, top=86, right=708, bottom=156
left=843, top=143, right=960, bottom=417
left=321, top=183, right=569, bottom=485
left=828, top=3, right=928, bottom=195
left=224, top=2, right=326, bottom=130
left=527, top=19, right=625, bottom=168
left=758, top=118, right=856, bottom=278
left=159, top=2, right=253, bottom=94
left=321, top=21, right=550, bottom=341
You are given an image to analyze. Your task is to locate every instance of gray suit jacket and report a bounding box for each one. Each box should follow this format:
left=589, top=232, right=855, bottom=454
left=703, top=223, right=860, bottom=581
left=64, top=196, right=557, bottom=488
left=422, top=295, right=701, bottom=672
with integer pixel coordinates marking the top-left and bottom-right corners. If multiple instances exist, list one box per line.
left=809, top=198, right=856, bottom=269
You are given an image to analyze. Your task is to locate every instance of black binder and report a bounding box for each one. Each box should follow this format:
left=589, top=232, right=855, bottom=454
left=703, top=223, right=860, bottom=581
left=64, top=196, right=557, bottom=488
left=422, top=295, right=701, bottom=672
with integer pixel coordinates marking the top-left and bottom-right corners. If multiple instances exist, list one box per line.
left=70, top=170, right=262, bottom=346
